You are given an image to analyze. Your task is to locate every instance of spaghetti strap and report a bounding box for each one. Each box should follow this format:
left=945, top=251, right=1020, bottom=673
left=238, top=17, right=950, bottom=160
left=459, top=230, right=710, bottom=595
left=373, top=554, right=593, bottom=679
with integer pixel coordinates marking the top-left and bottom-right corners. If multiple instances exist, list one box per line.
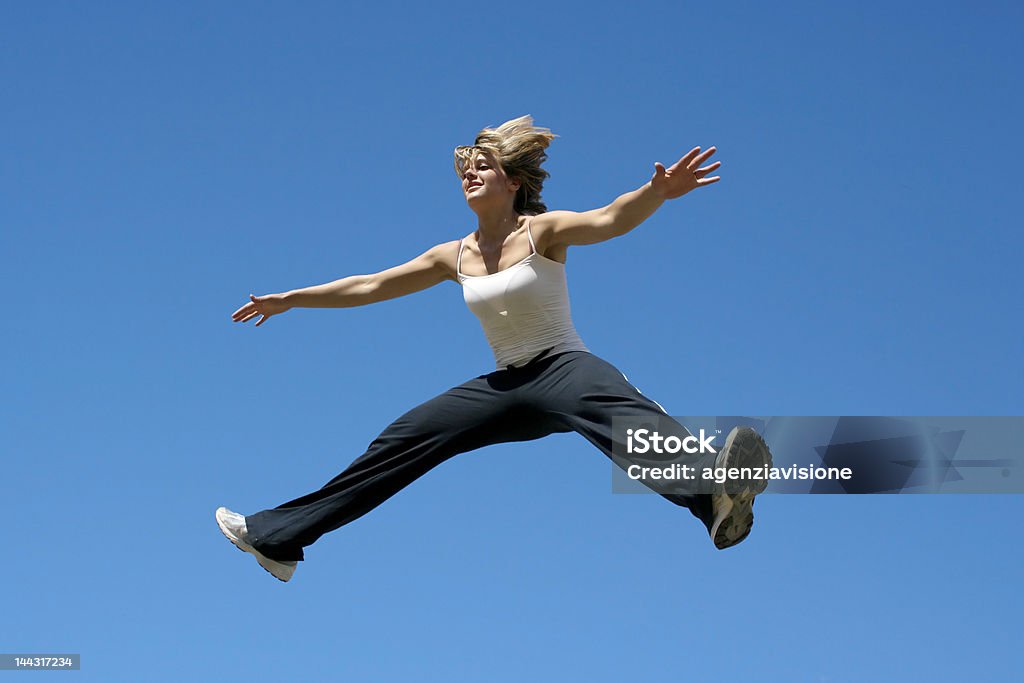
left=525, top=216, right=537, bottom=255
left=456, top=238, right=465, bottom=278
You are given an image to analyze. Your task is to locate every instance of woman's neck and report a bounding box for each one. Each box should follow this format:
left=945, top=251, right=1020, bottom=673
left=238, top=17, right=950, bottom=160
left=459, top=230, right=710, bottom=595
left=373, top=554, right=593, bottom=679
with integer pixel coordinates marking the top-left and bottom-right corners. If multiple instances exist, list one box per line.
left=473, top=207, right=521, bottom=248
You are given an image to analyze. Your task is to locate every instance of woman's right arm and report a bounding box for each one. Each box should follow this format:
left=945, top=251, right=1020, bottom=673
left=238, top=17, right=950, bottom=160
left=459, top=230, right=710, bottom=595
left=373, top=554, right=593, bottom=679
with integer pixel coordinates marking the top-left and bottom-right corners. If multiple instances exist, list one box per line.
left=232, top=240, right=460, bottom=326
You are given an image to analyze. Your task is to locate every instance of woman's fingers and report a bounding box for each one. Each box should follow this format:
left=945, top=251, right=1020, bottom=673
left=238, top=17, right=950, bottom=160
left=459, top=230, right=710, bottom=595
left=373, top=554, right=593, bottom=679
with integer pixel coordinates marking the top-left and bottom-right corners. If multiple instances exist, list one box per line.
left=687, top=146, right=716, bottom=170
left=234, top=305, right=258, bottom=322
left=665, top=146, right=719, bottom=176
left=232, top=294, right=285, bottom=325
left=232, top=294, right=277, bottom=324
left=694, top=161, right=721, bottom=177
left=667, top=149, right=697, bottom=174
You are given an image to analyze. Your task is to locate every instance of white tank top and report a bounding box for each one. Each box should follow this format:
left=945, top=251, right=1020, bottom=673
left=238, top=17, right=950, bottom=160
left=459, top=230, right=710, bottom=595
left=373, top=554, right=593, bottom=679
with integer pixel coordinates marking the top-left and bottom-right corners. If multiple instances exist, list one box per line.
left=457, top=216, right=590, bottom=369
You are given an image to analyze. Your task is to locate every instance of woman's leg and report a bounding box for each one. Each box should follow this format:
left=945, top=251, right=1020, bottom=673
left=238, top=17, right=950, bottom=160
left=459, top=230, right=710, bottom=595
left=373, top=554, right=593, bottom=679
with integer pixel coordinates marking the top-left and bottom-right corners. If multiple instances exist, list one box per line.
left=244, top=368, right=563, bottom=561
left=526, top=351, right=719, bottom=532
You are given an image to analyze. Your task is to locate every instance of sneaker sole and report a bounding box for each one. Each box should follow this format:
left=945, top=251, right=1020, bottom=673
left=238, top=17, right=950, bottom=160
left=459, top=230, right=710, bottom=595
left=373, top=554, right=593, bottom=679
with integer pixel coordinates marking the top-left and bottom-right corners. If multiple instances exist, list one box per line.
left=215, top=508, right=296, bottom=583
left=711, top=427, right=773, bottom=549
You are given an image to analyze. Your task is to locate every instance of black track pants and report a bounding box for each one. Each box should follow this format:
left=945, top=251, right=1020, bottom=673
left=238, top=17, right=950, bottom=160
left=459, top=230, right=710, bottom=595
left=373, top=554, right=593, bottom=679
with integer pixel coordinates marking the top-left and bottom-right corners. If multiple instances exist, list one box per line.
left=245, top=351, right=717, bottom=561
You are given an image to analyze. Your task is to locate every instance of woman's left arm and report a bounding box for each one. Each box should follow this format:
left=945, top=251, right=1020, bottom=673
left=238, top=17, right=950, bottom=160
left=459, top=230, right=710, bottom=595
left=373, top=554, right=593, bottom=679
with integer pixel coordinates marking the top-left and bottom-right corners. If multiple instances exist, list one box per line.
left=540, top=145, right=721, bottom=248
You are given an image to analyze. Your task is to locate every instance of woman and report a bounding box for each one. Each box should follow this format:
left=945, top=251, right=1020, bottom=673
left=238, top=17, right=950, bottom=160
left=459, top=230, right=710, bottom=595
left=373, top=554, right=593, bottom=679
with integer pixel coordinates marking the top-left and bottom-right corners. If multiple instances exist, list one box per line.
left=216, top=115, right=772, bottom=582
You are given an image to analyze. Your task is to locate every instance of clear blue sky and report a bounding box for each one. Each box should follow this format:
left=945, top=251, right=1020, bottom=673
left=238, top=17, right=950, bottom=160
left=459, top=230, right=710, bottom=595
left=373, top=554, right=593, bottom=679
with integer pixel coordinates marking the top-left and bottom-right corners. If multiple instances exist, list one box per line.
left=3, top=1, right=1022, bottom=680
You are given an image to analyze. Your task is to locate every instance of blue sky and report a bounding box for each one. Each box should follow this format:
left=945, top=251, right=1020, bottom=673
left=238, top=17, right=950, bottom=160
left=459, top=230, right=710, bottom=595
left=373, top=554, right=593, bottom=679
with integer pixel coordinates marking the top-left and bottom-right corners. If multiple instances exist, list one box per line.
left=3, top=1, right=1022, bottom=680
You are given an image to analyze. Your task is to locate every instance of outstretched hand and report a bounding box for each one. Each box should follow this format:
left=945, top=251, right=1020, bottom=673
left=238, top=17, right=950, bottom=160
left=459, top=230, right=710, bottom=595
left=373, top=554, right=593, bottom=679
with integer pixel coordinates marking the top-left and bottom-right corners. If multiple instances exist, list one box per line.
left=650, top=146, right=721, bottom=200
left=231, top=293, right=290, bottom=327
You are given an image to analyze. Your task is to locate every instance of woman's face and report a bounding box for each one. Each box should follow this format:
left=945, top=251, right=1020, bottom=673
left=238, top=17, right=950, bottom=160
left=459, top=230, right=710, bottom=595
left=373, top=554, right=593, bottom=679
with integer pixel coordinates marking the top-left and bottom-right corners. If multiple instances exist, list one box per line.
left=461, top=152, right=519, bottom=206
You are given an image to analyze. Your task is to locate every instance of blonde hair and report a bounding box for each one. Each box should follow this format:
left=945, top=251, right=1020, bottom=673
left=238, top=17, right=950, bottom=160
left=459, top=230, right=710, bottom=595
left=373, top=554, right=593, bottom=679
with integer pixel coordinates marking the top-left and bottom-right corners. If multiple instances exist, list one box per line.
left=454, top=115, right=558, bottom=214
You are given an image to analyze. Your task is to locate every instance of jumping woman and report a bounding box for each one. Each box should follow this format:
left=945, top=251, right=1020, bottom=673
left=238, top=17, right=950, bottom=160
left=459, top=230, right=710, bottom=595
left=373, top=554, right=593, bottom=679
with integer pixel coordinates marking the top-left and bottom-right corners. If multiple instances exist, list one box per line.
left=217, top=115, right=772, bottom=582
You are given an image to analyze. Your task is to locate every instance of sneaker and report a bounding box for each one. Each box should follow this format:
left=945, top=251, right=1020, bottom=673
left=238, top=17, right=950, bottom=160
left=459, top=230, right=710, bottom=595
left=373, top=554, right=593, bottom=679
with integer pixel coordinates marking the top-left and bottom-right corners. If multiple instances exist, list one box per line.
left=215, top=507, right=297, bottom=582
left=709, top=427, right=773, bottom=550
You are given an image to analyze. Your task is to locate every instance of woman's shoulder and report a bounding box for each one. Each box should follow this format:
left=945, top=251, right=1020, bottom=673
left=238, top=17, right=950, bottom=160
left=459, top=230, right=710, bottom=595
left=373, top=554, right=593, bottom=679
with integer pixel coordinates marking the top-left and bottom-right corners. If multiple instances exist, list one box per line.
left=406, top=238, right=462, bottom=282
left=434, top=237, right=464, bottom=260
left=525, top=210, right=560, bottom=237
left=525, top=211, right=569, bottom=262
